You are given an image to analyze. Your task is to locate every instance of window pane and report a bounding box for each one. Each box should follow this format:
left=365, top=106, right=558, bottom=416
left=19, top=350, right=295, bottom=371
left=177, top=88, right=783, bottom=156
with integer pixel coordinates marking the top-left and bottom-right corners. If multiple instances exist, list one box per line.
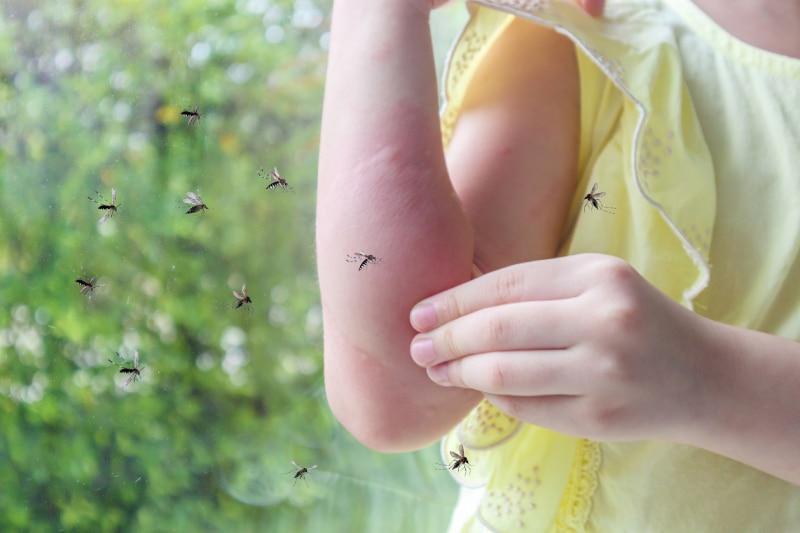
left=0, top=0, right=461, bottom=530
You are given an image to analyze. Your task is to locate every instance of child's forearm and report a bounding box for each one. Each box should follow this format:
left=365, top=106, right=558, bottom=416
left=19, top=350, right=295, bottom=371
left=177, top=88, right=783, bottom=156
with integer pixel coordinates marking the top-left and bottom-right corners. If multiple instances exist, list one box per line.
left=318, top=0, right=473, bottom=355
left=681, top=319, right=800, bottom=485
left=316, top=0, right=480, bottom=450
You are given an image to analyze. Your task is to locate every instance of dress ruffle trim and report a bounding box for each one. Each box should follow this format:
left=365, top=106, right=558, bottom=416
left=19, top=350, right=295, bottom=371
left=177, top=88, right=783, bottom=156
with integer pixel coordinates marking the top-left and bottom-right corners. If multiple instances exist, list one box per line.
left=442, top=402, right=591, bottom=531
left=550, top=439, right=601, bottom=532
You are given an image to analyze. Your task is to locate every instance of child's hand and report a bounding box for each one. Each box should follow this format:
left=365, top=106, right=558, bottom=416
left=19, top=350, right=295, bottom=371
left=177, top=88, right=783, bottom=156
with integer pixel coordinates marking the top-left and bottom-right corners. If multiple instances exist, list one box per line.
left=409, top=254, right=716, bottom=442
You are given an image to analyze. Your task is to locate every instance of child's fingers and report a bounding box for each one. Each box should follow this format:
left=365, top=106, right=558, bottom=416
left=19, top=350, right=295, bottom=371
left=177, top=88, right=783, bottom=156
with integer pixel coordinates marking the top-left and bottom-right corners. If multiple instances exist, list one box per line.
left=410, top=255, right=601, bottom=332
left=410, top=299, right=581, bottom=367
left=425, top=348, right=583, bottom=396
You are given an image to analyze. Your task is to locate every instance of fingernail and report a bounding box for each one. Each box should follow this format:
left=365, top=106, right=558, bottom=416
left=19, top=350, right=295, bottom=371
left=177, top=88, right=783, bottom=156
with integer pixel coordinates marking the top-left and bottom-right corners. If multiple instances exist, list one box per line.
left=410, top=338, right=436, bottom=366
left=410, top=304, right=438, bottom=331
left=427, top=364, right=449, bottom=385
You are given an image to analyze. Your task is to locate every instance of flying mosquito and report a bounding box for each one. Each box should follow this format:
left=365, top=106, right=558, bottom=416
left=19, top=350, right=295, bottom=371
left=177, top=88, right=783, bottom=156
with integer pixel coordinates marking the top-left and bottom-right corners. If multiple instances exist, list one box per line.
left=346, top=251, right=382, bottom=271
left=72, top=266, right=103, bottom=300
left=286, top=461, right=318, bottom=487
left=182, top=191, right=209, bottom=215
left=582, top=182, right=616, bottom=214
left=232, top=284, right=252, bottom=309
left=75, top=276, right=98, bottom=298
left=259, top=166, right=293, bottom=192
left=108, top=351, right=145, bottom=388
left=181, top=104, right=202, bottom=126
left=88, top=188, right=119, bottom=223
left=437, top=444, right=472, bottom=476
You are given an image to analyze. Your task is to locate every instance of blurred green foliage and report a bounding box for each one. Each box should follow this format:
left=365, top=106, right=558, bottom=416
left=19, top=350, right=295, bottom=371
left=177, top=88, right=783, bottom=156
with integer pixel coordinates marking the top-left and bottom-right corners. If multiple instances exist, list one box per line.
left=0, top=0, right=463, bottom=531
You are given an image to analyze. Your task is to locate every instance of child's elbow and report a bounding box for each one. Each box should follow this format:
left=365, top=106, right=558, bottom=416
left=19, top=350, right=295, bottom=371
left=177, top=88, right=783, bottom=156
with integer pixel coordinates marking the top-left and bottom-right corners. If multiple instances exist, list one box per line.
left=327, top=390, right=428, bottom=453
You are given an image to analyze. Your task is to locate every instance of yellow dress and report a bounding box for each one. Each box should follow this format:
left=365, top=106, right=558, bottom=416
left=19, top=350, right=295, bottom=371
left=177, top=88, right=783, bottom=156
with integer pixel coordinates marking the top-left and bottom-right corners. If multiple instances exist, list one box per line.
left=440, top=0, right=800, bottom=530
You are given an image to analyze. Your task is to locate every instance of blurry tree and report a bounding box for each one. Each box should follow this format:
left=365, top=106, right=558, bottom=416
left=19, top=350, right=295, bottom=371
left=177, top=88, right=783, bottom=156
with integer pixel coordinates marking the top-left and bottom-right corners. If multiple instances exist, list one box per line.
left=0, top=0, right=461, bottom=531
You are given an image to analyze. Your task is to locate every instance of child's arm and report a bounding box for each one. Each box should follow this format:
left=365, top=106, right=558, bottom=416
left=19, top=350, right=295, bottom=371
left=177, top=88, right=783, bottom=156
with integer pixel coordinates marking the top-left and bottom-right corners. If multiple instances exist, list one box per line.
left=317, top=3, right=579, bottom=451
left=317, top=0, right=478, bottom=452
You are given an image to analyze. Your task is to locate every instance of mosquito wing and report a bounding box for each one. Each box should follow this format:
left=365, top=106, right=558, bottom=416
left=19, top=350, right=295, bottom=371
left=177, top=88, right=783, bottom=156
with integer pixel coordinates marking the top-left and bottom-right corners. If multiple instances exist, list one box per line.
left=98, top=210, right=112, bottom=224
left=110, top=188, right=116, bottom=204
left=186, top=191, right=202, bottom=204
left=133, top=350, right=139, bottom=368
left=122, top=373, right=135, bottom=388
left=589, top=182, right=599, bottom=195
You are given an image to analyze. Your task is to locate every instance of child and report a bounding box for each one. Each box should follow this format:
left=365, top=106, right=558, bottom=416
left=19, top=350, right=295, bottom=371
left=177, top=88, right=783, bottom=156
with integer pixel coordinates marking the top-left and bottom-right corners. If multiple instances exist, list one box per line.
left=316, top=0, right=800, bottom=530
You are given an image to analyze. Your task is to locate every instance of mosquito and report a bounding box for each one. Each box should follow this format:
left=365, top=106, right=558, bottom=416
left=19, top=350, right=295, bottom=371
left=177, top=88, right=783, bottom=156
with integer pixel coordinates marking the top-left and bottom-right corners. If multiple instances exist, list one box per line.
left=182, top=191, right=209, bottom=215
left=75, top=276, right=98, bottom=298
left=437, top=444, right=472, bottom=476
left=72, top=266, right=103, bottom=300
left=259, top=166, right=293, bottom=192
left=232, top=284, right=252, bottom=309
left=181, top=104, right=202, bottom=126
left=346, top=251, right=382, bottom=271
left=108, top=351, right=145, bottom=388
left=88, top=188, right=119, bottom=223
left=286, top=461, right=318, bottom=487
left=582, top=182, right=616, bottom=214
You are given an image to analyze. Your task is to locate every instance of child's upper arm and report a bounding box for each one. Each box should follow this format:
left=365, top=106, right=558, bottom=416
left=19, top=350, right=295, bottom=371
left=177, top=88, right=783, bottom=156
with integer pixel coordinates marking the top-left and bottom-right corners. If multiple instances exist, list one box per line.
left=446, top=17, right=580, bottom=272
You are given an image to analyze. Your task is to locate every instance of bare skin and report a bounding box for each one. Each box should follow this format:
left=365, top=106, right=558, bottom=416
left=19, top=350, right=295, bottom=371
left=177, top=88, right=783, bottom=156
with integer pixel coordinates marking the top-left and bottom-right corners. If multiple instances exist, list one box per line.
left=692, top=0, right=800, bottom=58
left=317, top=0, right=800, bottom=486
